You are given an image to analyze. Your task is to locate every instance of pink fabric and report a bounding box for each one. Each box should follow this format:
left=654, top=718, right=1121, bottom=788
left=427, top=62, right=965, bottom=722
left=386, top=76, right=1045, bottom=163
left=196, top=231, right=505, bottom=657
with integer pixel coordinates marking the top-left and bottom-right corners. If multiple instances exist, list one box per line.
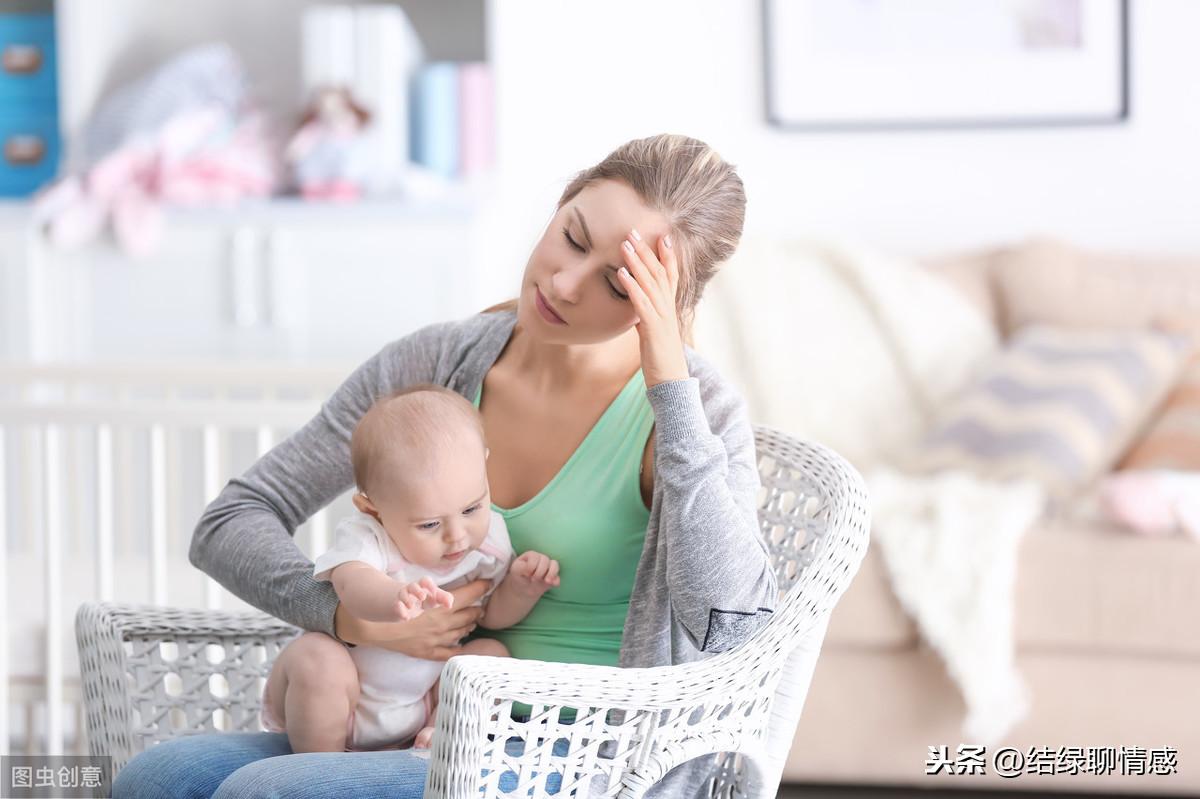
left=35, top=105, right=277, bottom=257
left=1100, top=470, right=1200, bottom=541
left=476, top=538, right=508, bottom=561
left=300, top=180, right=360, bottom=202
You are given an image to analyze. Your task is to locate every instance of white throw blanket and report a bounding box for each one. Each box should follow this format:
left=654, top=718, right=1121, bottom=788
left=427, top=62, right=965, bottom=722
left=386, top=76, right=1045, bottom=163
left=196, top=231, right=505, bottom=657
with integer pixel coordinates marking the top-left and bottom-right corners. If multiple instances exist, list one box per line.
left=865, top=468, right=1045, bottom=744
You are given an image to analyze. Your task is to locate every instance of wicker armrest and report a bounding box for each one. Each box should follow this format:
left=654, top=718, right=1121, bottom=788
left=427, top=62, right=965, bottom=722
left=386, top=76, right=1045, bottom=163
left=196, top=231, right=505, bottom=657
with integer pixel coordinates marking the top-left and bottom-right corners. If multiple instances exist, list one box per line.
left=75, top=601, right=302, bottom=772
left=425, top=643, right=788, bottom=799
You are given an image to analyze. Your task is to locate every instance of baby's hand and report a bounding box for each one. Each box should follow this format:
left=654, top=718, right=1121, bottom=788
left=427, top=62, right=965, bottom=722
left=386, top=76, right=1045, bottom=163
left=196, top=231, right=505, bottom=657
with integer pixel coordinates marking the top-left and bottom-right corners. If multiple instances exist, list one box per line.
left=395, top=576, right=454, bottom=621
left=507, top=551, right=560, bottom=597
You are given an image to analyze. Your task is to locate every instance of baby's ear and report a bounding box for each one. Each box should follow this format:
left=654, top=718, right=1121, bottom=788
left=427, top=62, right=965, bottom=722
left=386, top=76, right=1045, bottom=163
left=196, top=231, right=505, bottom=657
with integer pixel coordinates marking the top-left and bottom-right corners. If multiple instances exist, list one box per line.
left=352, top=492, right=378, bottom=517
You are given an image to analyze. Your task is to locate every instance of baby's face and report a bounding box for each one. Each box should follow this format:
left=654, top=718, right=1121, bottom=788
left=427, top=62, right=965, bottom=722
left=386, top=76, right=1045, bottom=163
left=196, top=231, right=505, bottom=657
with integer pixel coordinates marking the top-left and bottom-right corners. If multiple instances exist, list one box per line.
left=371, top=442, right=492, bottom=569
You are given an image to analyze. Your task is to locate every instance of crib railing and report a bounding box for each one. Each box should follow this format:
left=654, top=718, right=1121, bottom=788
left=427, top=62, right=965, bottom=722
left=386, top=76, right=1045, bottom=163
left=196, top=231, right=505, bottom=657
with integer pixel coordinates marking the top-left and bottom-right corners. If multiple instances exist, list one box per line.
left=0, top=361, right=353, bottom=756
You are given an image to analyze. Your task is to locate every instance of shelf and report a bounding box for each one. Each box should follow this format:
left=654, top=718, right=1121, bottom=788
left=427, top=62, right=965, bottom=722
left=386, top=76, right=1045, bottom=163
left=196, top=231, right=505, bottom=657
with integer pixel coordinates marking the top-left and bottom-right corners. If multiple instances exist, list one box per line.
left=0, top=174, right=497, bottom=232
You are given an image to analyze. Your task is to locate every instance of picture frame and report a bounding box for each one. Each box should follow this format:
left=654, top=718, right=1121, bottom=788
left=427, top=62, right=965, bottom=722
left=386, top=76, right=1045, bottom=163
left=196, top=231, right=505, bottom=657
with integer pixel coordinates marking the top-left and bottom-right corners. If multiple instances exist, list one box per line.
left=763, top=0, right=1129, bottom=130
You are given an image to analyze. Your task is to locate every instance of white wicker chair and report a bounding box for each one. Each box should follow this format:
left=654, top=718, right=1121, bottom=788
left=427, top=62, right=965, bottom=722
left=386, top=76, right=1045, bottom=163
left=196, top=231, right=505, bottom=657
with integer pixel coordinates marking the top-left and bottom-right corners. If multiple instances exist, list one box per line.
left=75, top=427, right=870, bottom=799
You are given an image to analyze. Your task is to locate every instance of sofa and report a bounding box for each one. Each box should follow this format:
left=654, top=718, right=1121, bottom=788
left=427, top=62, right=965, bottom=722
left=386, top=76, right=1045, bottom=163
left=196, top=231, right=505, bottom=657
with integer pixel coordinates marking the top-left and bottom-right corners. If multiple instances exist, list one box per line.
left=692, top=237, right=1200, bottom=796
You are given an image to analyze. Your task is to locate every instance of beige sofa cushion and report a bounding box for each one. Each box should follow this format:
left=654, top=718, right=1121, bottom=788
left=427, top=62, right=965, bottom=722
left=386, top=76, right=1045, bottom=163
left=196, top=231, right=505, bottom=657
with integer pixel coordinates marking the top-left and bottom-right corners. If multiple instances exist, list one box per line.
left=693, top=237, right=922, bottom=470
left=1015, top=519, right=1200, bottom=658
left=827, top=519, right=1200, bottom=659
left=993, top=237, right=1200, bottom=339
left=904, top=325, right=1190, bottom=506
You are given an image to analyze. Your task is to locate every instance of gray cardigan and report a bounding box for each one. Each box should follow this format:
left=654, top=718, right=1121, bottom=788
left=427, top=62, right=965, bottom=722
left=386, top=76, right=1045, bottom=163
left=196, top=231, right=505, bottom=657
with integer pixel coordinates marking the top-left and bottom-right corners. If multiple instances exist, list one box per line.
left=190, top=308, right=778, bottom=796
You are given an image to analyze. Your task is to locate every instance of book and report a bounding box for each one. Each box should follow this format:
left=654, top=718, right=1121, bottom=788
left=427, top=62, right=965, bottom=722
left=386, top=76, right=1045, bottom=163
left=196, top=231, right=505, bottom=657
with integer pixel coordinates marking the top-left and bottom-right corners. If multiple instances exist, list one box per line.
left=410, top=61, right=459, bottom=180
left=458, top=62, right=493, bottom=178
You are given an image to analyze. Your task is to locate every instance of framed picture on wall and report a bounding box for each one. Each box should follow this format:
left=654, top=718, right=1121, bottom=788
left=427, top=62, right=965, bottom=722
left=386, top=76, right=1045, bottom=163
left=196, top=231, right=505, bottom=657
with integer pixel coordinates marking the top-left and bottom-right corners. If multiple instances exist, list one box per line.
left=763, top=0, right=1129, bottom=130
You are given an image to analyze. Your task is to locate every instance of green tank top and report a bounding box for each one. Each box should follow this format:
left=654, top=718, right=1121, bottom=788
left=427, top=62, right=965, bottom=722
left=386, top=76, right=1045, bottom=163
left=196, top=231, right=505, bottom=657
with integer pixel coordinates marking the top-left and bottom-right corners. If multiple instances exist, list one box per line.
left=468, top=368, right=653, bottom=705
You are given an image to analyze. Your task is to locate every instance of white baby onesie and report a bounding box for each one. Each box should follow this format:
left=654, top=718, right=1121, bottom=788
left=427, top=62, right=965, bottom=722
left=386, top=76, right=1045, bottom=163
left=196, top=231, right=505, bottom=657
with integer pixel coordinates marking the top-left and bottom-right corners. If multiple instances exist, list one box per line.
left=306, top=508, right=512, bottom=750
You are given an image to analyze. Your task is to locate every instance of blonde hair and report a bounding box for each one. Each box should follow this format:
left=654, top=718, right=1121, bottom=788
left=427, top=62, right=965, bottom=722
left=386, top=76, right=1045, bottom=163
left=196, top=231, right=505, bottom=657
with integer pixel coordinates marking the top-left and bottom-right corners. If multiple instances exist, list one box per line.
left=481, top=133, right=746, bottom=344
left=351, top=384, right=486, bottom=499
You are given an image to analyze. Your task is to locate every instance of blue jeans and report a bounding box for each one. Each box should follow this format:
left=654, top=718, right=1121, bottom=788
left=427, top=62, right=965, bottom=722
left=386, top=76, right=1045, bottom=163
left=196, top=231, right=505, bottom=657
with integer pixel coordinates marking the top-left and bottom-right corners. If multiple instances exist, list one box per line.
left=112, top=731, right=567, bottom=798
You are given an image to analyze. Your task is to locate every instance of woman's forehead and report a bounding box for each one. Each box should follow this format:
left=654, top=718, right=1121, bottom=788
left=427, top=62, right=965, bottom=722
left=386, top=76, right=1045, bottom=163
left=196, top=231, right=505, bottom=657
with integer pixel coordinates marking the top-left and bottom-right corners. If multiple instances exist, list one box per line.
left=570, top=182, right=665, bottom=236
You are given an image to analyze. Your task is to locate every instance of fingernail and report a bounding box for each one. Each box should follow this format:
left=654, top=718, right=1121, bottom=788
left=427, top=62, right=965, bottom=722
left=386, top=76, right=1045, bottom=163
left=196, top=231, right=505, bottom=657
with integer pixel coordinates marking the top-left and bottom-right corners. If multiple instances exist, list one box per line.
left=623, top=240, right=634, bottom=254
left=620, top=266, right=630, bottom=277
left=630, top=228, right=642, bottom=242
left=664, top=234, right=673, bottom=249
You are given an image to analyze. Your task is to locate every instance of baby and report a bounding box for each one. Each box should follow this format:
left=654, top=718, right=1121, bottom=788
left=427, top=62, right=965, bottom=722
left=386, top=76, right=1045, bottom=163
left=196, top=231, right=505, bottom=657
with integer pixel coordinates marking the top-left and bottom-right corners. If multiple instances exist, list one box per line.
left=260, top=383, right=561, bottom=752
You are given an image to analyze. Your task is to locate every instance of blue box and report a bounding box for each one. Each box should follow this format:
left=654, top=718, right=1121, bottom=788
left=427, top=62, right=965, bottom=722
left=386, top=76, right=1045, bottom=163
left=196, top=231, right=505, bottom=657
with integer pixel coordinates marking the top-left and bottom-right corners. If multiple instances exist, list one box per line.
left=0, top=110, right=59, bottom=196
left=0, top=13, right=57, bottom=103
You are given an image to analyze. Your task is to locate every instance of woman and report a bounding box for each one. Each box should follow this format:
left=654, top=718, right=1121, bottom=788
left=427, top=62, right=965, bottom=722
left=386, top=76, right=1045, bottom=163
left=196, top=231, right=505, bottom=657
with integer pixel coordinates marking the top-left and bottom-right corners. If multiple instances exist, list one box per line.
left=113, top=133, right=777, bottom=799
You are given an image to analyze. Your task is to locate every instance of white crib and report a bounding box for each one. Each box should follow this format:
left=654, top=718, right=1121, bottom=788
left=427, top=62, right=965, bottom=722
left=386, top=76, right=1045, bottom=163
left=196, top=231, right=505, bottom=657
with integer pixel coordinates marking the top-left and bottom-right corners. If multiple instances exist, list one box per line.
left=0, top=361, right=353, bottom=756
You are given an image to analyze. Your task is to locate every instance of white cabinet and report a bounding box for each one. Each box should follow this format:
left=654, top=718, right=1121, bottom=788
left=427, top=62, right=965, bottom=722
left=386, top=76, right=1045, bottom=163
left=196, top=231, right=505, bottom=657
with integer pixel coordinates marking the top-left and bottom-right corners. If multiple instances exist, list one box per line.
left=262, top=212, right=482, bottom=363
left=0, top=220, right=33, bottom=360
left=1, top=197, right=488, bottom=364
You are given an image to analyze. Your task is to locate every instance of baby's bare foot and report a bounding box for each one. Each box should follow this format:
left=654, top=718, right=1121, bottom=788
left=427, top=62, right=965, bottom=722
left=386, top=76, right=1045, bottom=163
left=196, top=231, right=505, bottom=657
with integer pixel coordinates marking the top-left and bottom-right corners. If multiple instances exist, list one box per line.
left=413, top=725, right=435, bottom=749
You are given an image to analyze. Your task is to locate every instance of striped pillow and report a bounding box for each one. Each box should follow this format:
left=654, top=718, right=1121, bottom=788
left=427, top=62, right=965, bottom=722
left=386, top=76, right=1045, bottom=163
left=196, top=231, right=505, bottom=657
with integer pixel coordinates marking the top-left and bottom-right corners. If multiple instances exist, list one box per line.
left=907, top=325, right=1191, bottom=503
left=1118, top=352, right=1200, bottom=470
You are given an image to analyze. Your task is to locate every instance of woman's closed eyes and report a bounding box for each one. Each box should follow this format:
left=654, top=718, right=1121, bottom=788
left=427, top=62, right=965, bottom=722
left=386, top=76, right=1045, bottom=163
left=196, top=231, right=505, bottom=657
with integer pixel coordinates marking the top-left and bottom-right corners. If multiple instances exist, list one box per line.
left=562, top=227, right=629, bottom=301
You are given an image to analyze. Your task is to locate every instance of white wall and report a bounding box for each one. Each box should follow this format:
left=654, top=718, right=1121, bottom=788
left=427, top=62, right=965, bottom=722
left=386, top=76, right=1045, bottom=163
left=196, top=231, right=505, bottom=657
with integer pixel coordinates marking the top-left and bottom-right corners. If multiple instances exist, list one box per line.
left=482, top=0, right=1199, bottom=303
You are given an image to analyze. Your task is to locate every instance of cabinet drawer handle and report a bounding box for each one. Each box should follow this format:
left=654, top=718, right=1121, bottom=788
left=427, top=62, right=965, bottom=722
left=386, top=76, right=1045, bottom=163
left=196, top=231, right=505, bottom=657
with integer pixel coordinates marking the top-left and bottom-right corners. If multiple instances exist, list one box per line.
left=2, top=44, right=43, bottom=75
left=4, top=134, right=46, bottom=165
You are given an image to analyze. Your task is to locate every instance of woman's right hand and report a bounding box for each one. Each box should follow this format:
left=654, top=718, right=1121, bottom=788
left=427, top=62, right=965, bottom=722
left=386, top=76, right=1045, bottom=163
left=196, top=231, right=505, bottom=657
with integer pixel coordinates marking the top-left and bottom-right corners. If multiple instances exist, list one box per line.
left=333, top=578, right=491, bottom=660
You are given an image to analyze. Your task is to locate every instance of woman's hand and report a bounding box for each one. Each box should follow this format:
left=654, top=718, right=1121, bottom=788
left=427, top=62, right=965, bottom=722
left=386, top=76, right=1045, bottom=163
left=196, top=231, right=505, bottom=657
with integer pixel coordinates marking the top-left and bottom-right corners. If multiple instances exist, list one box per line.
left=334, top=578, right=490, bottom=660
left=617, top=229, right=690, bottom=388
